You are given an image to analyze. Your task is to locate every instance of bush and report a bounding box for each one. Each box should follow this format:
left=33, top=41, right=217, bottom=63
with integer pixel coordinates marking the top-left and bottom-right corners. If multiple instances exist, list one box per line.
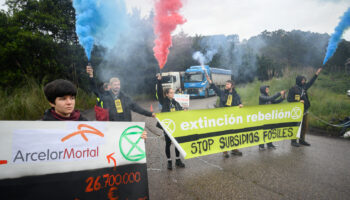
left=0, top=78, right=96, bottom=120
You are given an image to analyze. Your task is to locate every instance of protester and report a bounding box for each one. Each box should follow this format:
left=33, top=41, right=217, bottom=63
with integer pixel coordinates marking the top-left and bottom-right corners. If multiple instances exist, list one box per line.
left=258, top=85, right=286, bottom=150
left=176, top=87, right=184, bottom=94
left=206, top=74, right=244, bottom=158
left=42, top=78, right=147, bottom=139
left=87, top=65, right=108, bottom=108
left=86, top=66, right=155, bottom=121
left=156, top=74, right=186, bottom=170
left=287, top=68, right=322, bottom=147
left=42, top=79, right=87, bottom=121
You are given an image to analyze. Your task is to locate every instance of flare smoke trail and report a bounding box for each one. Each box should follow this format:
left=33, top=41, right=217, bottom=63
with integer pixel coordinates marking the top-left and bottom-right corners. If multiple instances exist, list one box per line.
left=323, top=7, right=350, bottom=65
left=192, top=50, right=218, bottom=67
left=153, top=0, right=186, bottom=69
left=73, top=0, right=127, bottom=60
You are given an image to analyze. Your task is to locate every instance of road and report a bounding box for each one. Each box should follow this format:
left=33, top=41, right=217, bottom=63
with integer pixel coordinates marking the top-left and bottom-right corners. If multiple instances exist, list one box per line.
left=84, top=96, right=350, bottom=200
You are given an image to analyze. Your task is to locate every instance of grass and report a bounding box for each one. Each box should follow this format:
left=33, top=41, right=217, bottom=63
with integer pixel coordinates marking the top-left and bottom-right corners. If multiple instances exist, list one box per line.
left=0, top=78, right=96, bottom=120
left=235, top=67, right=350, bottom=132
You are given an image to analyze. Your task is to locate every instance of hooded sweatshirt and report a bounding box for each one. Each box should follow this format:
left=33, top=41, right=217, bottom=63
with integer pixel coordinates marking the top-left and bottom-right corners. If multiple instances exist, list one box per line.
left=287, top=74, right=318, bottom=112
left=259, top=86, right=284, bottom=105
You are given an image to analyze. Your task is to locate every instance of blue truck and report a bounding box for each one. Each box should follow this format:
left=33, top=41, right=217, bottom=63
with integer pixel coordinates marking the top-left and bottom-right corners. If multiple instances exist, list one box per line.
left=184, top=65, right=232, bottom=97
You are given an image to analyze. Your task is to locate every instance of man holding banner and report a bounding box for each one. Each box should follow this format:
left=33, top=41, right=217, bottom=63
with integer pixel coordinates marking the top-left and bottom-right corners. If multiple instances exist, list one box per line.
left=206, top=74, right=244, bottom=158
left=87, top=66, right=155, bottom=121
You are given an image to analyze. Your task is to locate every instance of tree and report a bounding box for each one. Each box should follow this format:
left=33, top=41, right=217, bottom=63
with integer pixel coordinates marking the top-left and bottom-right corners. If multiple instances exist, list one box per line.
left=0, top=0, right=95, bottom=90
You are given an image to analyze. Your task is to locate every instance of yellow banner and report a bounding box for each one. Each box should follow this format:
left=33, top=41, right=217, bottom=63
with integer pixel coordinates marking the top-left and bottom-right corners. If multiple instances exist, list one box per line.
left=156, top=102, right=303, bottom=159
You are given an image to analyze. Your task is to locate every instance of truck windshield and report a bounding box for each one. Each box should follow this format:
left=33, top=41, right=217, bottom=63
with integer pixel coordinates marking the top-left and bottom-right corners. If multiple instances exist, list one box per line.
left=185, top=72, right=203, bottom=82
left=162, top=76, right=174, bottom=83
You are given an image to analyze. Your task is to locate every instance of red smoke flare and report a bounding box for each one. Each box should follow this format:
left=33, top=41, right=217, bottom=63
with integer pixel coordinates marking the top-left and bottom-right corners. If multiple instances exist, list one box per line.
left=153, top=0, right=186, bottom=69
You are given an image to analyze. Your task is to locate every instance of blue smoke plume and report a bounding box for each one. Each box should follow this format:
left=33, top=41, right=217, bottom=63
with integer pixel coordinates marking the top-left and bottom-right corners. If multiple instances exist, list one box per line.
left=73, top=0, right=128, bottom=60
left=323, top=7, right=350, bottom=65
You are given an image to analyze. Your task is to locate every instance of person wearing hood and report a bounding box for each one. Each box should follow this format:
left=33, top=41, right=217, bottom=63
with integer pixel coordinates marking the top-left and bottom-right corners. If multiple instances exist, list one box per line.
left=156, top=74, right=186, bottom=170
left=42, top=79, right=87, bottom=121
left=206, top=74, right=244, bottom=158
left=287, top=68, right=322, bottom=147
left=259, top=85, right=286, bottom=150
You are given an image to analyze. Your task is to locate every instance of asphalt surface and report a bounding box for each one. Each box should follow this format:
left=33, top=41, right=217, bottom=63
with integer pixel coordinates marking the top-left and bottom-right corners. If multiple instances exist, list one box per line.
left=84, top=96, right=350, bottom=200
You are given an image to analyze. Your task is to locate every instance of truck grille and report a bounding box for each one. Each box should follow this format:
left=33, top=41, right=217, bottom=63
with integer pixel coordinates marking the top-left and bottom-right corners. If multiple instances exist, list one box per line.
left=187, top=88, right=199, bottom=94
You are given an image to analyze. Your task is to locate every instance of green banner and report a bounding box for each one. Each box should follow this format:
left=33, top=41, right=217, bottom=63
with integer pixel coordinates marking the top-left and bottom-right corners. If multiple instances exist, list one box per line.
left=156, top=102, right=304, bottom=159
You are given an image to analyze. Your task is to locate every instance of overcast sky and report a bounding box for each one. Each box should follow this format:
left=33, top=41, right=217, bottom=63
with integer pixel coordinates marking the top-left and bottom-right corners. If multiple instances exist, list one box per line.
left=127, top=0, right=350, bottom=41
left=1, top=0, right=349, bottom=41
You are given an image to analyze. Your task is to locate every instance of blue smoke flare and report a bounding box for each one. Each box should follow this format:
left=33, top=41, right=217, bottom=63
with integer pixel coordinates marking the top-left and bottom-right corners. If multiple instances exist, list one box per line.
left=73, top=0, right=128, bottom=60
left=323, top=7, right=350, bottom=65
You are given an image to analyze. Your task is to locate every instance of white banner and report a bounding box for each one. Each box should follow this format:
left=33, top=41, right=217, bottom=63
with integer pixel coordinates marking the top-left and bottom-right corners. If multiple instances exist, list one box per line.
left=174, top=94, right=190, bottom=108
left=0, top=121, right=146, bottom=179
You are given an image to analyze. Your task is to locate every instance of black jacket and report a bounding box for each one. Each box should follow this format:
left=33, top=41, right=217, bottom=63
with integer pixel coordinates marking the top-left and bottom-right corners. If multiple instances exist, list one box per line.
left=157, top=80, right=183, bottom=112
left=88, top=78, right=106, bottom=108
left=210, top=83, right=241, bottom=107
left=259, top=86, right=284, bottom=105
left=156, top=80, right=183, bottom=130
left=287, top=74, right=318, bottom=112
left=42, top=109, right=87, bottom=121
left=89, top=78, right=152, bottom=121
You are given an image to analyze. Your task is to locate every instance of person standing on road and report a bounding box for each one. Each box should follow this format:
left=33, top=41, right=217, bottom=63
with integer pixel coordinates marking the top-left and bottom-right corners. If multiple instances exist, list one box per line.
left=205, top=74, right=244, bottom=158
left=86, top=65, right=155, bottom=121
left=156, top=74, right=186, bottom=170
left=287, top=68, right=322, bottom=147
left=258, top=85, right=286, bottom=150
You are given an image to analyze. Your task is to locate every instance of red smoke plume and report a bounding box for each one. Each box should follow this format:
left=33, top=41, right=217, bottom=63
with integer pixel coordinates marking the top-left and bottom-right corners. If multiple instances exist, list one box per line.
left=153, top=0, right=186, bottom=69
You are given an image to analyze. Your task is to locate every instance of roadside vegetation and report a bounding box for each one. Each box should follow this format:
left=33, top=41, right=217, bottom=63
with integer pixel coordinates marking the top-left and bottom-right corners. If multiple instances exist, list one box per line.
left=236, top=67, right=350, bottom=132
left=0, top=78, right=96, bottom=120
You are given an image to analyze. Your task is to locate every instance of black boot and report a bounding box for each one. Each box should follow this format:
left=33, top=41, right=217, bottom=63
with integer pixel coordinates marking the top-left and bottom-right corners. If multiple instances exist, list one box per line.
left=223, top=151, right=229, bottom=158
left=231, top=149, right=243, bottom=156
left=299, top=140, right=311, bottom=146
left=259, top=144, right=265, bottom=151
left=175, top=159, right=185, bottom=168
left=291, top=140, right=300, bottom=147
left=267, top=143, right=277, bottom=149
left=167, top=160, right=172, bottom=170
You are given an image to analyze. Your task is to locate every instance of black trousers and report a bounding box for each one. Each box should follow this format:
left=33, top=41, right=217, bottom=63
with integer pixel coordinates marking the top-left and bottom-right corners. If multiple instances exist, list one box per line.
left=292, top=113, right=308, bottom=143
left=164, top=132, right=180, bottom=159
